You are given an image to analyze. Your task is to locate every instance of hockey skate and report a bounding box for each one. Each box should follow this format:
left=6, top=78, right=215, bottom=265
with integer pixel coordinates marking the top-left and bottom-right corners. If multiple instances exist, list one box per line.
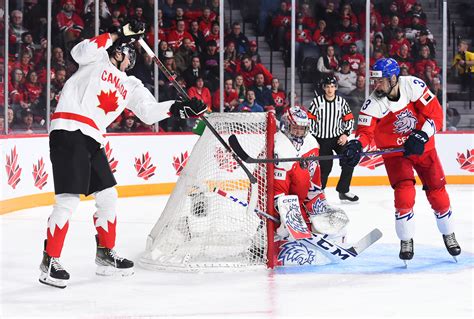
left=39, top=241, right=70, bottom=289
left=339, top=192, right=359, bottom=203
left=95, top=235, right=134, bottom=276
left=442, top=233, right=461, bottom=262
left=399, top=238, right=414, bottom=267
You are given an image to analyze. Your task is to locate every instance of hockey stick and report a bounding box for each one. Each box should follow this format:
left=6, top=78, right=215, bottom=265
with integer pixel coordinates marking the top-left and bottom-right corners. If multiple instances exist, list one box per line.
left=213, top=187, right=382, bottom=260
left=229, top=134, right=404, bottom=164
left=138, top=38, right=257, bottom=184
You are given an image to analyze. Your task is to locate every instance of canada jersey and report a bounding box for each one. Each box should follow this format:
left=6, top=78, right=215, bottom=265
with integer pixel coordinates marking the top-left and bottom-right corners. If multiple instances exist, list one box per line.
left=355, top=76, right=442, bottom=156
left=50, top=33, right=174, bottom=144
left=273, top=131, right=324, bottom=211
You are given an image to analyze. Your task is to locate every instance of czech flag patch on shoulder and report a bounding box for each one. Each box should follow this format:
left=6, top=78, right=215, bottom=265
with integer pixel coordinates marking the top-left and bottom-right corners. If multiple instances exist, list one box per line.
left=419, top=89, right=435, bottom=106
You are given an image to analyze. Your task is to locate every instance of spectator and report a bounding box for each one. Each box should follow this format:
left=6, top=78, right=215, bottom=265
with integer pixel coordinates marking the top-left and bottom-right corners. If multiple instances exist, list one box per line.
left=24, top=71, right=42, bottom=108
left=389, top=28, right=412, bottom=57
left=158, top=41, right=170, bottom=61
left=372, top=33, right=388, bottom=56
left=7, top=107, right=16, bottom=132
left=129, top=53, right=154, bottom=91
left=237, top=89, right=264, bottom=112
left=446, top=105, right=461, bottom=131
left=392, top=44, right=415, bottom=75
left=205, top=22, right=220, bottom=49
left=359, top=2, right=382, bottom=36
left=340, top=3, right=359, bottom=29
left=0, top=115, right=4, bottom=134
left=210, top=0, right=220, bottom=16
left=335, top=60, right=357, bottom=97
left=113, top=111, right=138, bottom=133
left=162, top=0, right=177, bottom=24
left=452, top=40, right=474, bottom=92
left=299, top=2, right=317, bottom=31
left=347, top=75, right=366, bottom=124
left=234, top=74, right=247, bottom=104
left=286, top=12, right=314, bottom=65
left=406, top=13, right=427, bottom=34
left=56, top=0, right=84, bottom=49
left=212, top=78, right=239, bottom=112
left=320, top=1, right=339, bottom=34
left=270, top=1, right=291, bottom=50
left=189, top=20, right=206, bottom=53
left=183, top=0, right=202, bottom=22
left=199, top=7, right=217, bottom=37
left=224, top=41, right=240, bottom=65
left=399, top=65, right=410, bottom=76
left=9, top=68, right=29, bottom=116
left=333, top=17, right=360, bottom=54
left=405, top=2, right=427, bottom=27
left=187, top=77, right=212, bottom=110
left=412, top=29, right=436, bottom=60
left=15, top=51, right=34, bottom=77
left=317, top=45, right=339, bottom=77
left=312, top=20, right=333, bottom=49
left=52, top=67, right=67, bottom=92
left=381, top=1, right=400, bottom=26
left=167, top=20, right=194, bottom=51
left=20, top=31, right=39, bottom=58
left=251, top=73, right=275, bottom=112
left=237, top=55, right=273, bottom=87
left=9, top=10, right=29, bottom=55
left=15, top=108, right=42, bottom=134
left=248, top=40, right=261, bottom=64
left=414, top=45, right=439, bottom=79
left=201, top=40, right=220, bottom=91
left=183, top=55, right=204, bottom=88
left=174, top=37, right=195, bottom=74
left=382, top=15, right=400, bottom=44
left=225, top=22, right=250, bottom=55
left=370, top=48, right=386, bottom=67
left=171, top=7, right=188, bottom=30
left=271, top=78, right=286, bottom=119
left=342, top=43, right=365, bottom=74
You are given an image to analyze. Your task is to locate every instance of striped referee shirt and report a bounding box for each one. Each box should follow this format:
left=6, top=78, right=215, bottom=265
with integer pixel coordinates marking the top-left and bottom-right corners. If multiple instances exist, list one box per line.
left=308, top=94, right=354, bottom=139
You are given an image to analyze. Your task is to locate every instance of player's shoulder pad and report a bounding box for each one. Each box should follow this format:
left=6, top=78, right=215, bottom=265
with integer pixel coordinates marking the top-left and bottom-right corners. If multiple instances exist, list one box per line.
left=274, top=131, right=297, bottom=171
left=401, top=76, right=428, bottom=102
left=300, top=134, right=319, bottom=154
left=359, top=94, right=385, bottom=118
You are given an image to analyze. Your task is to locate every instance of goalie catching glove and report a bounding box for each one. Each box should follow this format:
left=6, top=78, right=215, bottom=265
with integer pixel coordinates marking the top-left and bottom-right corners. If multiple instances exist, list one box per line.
left=170, top=97, right=207, bottom=119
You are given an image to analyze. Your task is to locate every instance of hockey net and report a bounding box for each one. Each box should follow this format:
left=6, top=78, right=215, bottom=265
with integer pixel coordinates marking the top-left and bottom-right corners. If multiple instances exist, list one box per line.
left=140, top=112, right=276, bottom=272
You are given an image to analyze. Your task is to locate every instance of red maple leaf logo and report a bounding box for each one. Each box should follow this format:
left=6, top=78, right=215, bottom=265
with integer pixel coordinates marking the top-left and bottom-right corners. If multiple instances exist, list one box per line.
left=172, top=151, right=189, bottom=176
left=214, top=146, right=237, bottom=173
left=32, top=158, right=48, bottom=190
left=90, top=33, right=110, bottom=48
left=134, top=152, right=156, bottom=180
left=358, top=141, right=385, bottom=170
left=105, top=142, right=118, bottom=173
left=5, top=146, right=22, bottom=189
left=97, top=90, right=119, bottom=114
left=456, top=149, right=474, bottom=173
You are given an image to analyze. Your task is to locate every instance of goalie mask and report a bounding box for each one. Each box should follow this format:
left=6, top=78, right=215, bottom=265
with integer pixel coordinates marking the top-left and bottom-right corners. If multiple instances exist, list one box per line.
left=281, top=106, right=310, bottom=149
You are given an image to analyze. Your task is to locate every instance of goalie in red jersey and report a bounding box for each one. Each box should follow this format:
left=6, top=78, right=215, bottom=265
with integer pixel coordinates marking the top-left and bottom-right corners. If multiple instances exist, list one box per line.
left=341, top=58, right=461, bottom=264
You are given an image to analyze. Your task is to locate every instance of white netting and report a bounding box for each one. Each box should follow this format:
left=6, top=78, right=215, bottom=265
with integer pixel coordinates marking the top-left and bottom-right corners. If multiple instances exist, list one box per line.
left=140, top=113, right=271, bottom=272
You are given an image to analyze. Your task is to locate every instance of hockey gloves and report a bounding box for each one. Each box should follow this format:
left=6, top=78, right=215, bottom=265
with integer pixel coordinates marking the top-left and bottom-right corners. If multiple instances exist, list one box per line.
left=170, top=97, right=207, bottom=119
left=109, top=20, right=146, bottom=42
left=341, top=140, right=363, bottom=167
left=404, top=129, right=429, bottom=156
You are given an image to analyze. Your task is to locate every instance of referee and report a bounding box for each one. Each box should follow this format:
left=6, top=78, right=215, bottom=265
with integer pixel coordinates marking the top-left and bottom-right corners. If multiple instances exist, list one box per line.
left=308, top=75, right=359, bottom=202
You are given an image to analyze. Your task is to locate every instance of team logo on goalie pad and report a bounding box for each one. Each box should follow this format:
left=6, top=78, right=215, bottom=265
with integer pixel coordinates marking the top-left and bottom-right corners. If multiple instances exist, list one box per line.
left=286, top=203, right=309, bottom=234
left=309, top=198, right=327, bottom=217
left=278, top=241, right=316, bottom=265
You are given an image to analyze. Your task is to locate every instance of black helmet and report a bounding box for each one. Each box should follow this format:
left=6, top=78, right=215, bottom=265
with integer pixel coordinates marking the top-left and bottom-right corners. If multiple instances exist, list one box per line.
left=321, top=75, right=338, bottom=86
left=107, top=41, right=137, bottom=71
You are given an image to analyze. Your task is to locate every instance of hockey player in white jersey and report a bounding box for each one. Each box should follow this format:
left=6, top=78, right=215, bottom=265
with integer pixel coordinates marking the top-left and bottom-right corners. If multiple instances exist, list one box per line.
left=273, top=106, right=349, bottom=241
left=39, top=20, right=206, bottom=288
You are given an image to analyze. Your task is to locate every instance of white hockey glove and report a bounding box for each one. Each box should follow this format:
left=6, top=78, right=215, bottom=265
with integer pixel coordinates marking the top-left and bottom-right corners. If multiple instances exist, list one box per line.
left=170, top=97, right=207, bottom=119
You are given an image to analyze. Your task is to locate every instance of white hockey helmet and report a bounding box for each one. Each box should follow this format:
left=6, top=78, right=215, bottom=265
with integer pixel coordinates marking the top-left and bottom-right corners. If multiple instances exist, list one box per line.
left=281, top=106, right=310, bottom=146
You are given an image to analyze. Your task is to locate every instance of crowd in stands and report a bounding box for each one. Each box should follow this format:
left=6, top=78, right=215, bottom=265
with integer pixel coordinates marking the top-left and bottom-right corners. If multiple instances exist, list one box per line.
left=0, top=0, right=446, bottom=134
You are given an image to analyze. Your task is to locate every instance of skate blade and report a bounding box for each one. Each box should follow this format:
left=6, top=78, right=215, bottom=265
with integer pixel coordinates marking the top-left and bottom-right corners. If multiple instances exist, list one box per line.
left=339, top=199, right=359, bottom=205
left=403, top=260, right=408, bottom=268
left=96, top=265, right=134, bottom=277
left=39, top=272, right=68, bottom=289
left=452, top=256, right=458, bottom=263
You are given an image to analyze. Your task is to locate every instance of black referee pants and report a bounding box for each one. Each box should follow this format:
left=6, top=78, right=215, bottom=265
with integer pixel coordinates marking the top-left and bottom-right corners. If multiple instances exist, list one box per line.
left=314, top=136, right=354, bottom=194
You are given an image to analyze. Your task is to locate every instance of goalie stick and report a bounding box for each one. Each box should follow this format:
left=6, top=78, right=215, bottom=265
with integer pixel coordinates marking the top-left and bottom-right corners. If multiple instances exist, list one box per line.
left=228, top=134, right=404, bottom=164
left=213, top=187, right=382, bottom=260
left=138, top=38, right=257, bottom=184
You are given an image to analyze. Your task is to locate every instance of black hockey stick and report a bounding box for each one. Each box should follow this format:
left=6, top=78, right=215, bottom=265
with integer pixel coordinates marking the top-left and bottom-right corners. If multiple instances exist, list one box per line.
left=229, top=134, right=404, bottom=164
left=138, top=38, right=257, bottom=184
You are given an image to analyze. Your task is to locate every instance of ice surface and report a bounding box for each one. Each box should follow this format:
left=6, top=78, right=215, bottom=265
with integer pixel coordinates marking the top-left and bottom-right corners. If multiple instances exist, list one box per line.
left=1, top=185, right=473, bottom=318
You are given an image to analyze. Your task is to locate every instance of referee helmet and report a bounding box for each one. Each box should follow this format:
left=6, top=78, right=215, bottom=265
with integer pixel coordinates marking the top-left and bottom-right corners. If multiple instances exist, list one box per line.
left=321, top=75, right=338, bottom=87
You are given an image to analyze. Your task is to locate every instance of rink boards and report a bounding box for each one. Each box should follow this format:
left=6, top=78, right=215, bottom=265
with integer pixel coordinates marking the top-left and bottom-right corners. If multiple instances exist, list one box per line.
left=1, top=132, right=473, bottom=214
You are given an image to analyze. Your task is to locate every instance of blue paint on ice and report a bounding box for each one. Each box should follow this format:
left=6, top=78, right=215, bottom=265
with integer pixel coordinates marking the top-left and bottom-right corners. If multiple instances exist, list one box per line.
left=274, top=243, right=474, bottom=274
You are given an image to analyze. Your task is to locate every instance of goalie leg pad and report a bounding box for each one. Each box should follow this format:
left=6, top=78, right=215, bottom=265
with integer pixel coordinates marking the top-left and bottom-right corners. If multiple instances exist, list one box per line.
left=276, top=195, right=311, bottom=240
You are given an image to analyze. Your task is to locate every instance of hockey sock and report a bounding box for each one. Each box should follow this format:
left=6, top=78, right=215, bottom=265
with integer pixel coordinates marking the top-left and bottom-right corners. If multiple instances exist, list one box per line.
left=93, top=187, right=118, bottom=248
left=46, top=194, right=80, bottom=257
left=395, top=209, right=415, bottom=241
left=433, top=209, right=454, bottom=235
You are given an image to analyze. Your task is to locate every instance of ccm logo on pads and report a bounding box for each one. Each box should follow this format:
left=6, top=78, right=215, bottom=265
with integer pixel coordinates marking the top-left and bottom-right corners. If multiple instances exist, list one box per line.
left=358, top=114, right=371, bottom=126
